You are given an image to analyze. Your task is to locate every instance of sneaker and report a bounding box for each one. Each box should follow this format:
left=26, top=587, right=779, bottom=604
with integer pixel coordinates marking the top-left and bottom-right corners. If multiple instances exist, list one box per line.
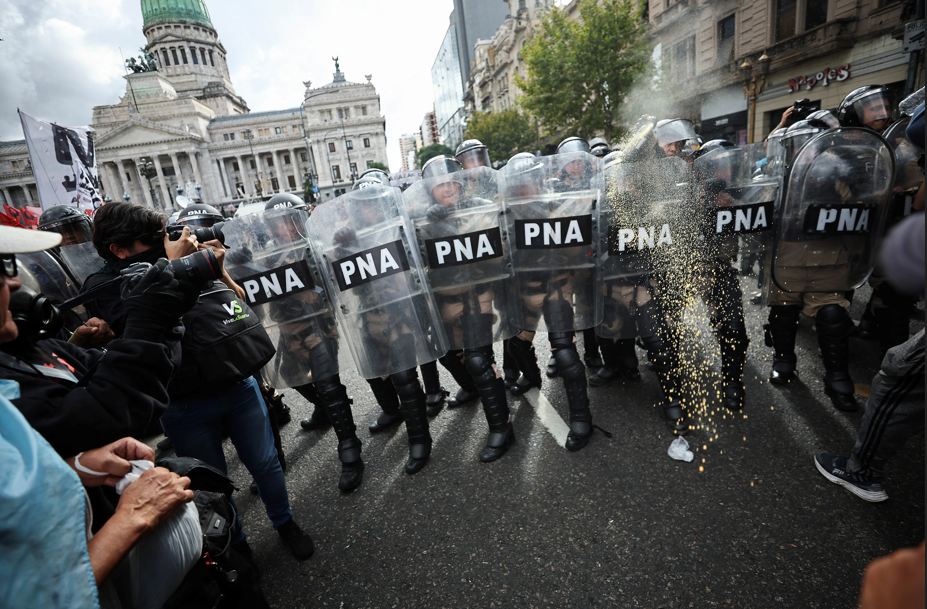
left=277, top=518, right=315, bottom=560
left=814, top=452, right=888, bottom=502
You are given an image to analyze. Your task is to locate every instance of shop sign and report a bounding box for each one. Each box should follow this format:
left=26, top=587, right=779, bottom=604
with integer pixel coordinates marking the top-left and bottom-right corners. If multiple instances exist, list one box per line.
left=788, top=64, right=851, bottom=93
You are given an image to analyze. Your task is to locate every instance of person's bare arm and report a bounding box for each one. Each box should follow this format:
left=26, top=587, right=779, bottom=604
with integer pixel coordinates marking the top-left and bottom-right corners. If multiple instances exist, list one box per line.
left=85, top=467, right=193, bottom=585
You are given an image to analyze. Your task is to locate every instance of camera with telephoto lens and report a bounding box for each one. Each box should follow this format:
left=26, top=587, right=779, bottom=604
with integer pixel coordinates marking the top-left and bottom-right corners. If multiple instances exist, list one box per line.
left=121, top=248, right=222, bottom=286
left=786, top=98, right=820, bottom=127
left=167, top=222, right=226, bottom=245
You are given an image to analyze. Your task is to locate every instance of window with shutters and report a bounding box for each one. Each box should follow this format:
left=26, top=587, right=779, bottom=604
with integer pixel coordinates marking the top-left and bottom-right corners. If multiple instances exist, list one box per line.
left=775, top=0, right=797, bottom=41
left=363, top=138, right=371, bottom=148
left=346, top=140, right=353, bottom=150
left=284, top=155, right=291, bottom=164
left=171, top=48, right=179, bottom=64
left=208, top=50, right=215, bottom=66
left=200, top=48, right=208, bottom=65
left=191, top=47, right=198, bottom=64
left=180, top=47, right=188, bottom=64
left=162, top=49, right=170, bottom=67
left=275, top=127, right=282, bottom=134
left=328, top=142, right=336, bottom=153
left=332, top=165, right=341, bottom=180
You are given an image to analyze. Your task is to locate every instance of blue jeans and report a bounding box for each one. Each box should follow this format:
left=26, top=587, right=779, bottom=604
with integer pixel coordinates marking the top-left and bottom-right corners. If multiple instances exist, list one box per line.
left=160, top=377, right=291, bottom=543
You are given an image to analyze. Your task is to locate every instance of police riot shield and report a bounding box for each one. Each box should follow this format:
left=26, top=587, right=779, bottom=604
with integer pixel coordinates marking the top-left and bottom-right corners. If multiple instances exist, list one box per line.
left=403, top=166, right=520, bottom=350
left=307, top=185, right=448, bottom=379
left=500, top=151, right=602, bottom=333
left=58, top=241, right=105, bottom=287
left=17, top=249, right=90, bottom=323
left=771, top=127, right=895, bottom=293
left=222, top=208, right=339, bottom=388
left=696, top=145, right=779, bottom=261
left=883, top=117, right=924, bottom=226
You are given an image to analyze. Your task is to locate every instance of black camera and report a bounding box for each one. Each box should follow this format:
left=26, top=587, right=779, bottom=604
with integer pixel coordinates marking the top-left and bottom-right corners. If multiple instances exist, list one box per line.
left=122, top=248, right=222, bottom=286
left=787, top=98, right=820, bottom=126
left=167, top=222, right=226, bottom=245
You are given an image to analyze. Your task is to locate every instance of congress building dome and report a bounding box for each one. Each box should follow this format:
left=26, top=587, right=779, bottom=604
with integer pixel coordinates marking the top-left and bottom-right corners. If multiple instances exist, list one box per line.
left=141, top=0, right=214, bottom=30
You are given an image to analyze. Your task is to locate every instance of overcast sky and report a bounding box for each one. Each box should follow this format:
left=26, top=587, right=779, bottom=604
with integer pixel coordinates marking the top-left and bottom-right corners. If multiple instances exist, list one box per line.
left=0, top=0, right=456, bottom=171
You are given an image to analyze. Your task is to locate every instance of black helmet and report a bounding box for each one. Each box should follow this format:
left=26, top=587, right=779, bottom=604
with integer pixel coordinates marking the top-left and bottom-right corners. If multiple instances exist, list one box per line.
left=421, top=155, right=463, bottom=181
left=264, top=193, right=307, bottom=211
left=177, top=203, right=224, bottom=228
left=806, top=108, right=841, bottom=129
left=781, top=119, right=830, bottom=165
left=837, top=85, right=893, bottom=129
left=455, top=139, right=491, bottom=169
left=556, top=136, right=590, bottom=155
left=589, top=137, right=610, bottom=158
left=692, top=140, right=741, bottom=183
left=37, top=205, right=92, bottom=245
left=359, top=168, right=391, bottom=186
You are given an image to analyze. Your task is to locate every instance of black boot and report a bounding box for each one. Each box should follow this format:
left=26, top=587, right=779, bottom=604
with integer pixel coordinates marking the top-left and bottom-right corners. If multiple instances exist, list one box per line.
left=718, top=320, right=748, bottom=411
left=551, top=335, right=593, bottom=451
left=582, top=328, right=604, bottom=375
left=616, top=338, right=641, bottom=381
left=439, top=350, right=479, bottom=407
left=508, top=334, right=542, bottom=395
left=816, top=305, right=857, bottom=412
left=295, top=384, right=332, bottom=431
left=391, top=368, right=432, bottom=474
left=765, top=305, right=801, bottom=385
left=637, top=301, right=688, bottom=435
left=589, top=337, right=639, bottom=386
left=420, top=361, right=448, bottom=417
left=464, top=344, right=515, bottom=462
left=317, top=378, right=364, bottom=493
left=366, top=377, right=404, bottom=433
left=502, top=338, right=520, bottom=390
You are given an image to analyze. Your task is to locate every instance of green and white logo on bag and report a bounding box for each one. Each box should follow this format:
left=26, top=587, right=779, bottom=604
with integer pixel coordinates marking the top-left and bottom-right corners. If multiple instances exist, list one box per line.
left=221, top=300, right=250, bottom=324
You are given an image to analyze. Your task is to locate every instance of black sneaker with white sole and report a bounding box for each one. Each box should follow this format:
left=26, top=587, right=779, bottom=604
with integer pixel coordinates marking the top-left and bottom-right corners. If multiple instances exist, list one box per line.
left=814, top=452, right=888, bottom=502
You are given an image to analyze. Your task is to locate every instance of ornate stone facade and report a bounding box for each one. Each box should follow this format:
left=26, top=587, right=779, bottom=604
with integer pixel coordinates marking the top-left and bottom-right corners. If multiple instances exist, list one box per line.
left=0, top=0, right=389, bottom=211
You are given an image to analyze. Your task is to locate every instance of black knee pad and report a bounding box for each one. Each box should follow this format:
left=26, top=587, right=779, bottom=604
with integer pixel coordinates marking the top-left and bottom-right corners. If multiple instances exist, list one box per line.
left=464, top=348, right=496, bottom=386
left=815, top=304, right=850, bottom=337
left=390, top=368, right=419, bottom=398
left=639, top=335, right=673, bottom=374
left=543, top=298, right=575, bottom=331
left=553, top=344, right=585, bottom=382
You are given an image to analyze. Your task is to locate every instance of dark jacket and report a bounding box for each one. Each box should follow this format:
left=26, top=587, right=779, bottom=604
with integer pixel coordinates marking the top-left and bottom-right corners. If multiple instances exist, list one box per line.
left=7, top=325, right=182, bottom=457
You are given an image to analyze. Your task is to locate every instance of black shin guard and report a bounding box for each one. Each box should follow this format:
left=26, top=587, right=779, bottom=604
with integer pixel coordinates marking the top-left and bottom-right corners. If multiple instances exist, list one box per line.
left=507, top=334, right=542, bottom=393
left=316, top=376, right=364, bottom=492
left=366, top=376, right=403, bottom=433
left=816, top=304, right=857, bottom=411
left=766, top=305, right=800, bottom=384
left=637, top=301, right=688, bottom=434
left=550, top=332, right=593, bottom=450
left=465, top=346, right=515, bottom=462
left=390, top=368, right=432, bottom=474
left=717, top=319, right=748, bottom=410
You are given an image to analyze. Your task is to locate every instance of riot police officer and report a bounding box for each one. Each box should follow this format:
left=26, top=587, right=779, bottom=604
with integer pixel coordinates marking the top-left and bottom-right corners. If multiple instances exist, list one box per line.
left=589, top=138, right=610, bottom=159
left=655, top=119, right=698, bottom=159
left=765, top=102, right=895, bottom=411
left=38, top=205, right=93, bottom=247
left=406, top=155, right=518, bottom=461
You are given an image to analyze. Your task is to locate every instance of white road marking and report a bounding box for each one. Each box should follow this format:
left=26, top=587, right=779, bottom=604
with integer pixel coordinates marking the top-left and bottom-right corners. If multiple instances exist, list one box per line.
left=522, top=387, right=569, bottom=447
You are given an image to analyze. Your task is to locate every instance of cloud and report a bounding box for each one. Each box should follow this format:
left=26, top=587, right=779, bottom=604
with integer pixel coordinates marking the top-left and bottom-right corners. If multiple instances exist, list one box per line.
left=1, top=0, right=457, bottom=171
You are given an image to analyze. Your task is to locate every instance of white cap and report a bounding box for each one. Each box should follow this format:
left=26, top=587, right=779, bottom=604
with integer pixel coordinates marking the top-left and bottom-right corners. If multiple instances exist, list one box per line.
left=0, top=224, right=62, bottom=254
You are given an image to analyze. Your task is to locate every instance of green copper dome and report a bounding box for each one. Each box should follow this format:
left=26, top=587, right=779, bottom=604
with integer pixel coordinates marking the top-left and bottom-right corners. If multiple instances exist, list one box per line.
left=141, top=0, right=213, bottom=30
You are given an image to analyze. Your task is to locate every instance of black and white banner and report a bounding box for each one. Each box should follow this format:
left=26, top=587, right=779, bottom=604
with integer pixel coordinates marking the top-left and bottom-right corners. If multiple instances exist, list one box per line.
left=19, top=110, right=103, bottom=213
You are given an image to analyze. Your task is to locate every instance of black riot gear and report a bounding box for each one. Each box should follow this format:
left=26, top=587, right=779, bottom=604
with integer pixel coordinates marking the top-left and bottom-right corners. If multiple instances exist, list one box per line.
left=781, top=119, right=831, bottom=166
left=837, top=85, right=894, bottom=130
left=655, top=119, right=698, bottom=157
left=177, top=203, right=224, bottom=228
left=807, top=108, right=841, bottom=129
left=37, top=205, right=93, bottom=246
left=264, top=193, right=308, bottom=211
left=455, top=139, right=491, bottom=169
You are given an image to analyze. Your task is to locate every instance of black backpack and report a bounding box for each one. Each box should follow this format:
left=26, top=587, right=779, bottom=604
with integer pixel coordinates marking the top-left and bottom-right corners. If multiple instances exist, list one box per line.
left=158, top=457, right=271, bottom=609
left=168, top=282, right=275, bottom=399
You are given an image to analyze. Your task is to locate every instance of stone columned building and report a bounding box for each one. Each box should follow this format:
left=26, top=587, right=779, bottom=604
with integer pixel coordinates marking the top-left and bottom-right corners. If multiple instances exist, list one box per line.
left=88, top=0, right=388, bottom=208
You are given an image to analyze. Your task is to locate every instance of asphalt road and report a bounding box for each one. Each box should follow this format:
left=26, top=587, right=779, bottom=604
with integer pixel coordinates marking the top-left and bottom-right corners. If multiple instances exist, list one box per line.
left=155, top=278, right=925, bottom=608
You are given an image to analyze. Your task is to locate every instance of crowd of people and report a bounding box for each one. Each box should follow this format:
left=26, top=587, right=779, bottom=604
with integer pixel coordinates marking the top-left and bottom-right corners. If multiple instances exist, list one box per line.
left=0, top=84, right=923, bottom=608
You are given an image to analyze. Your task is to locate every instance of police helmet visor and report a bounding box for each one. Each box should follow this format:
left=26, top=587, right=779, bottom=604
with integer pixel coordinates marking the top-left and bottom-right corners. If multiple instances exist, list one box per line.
left=41, top=217, right=93, bottom=245
left=694, top=147, right=743, bottom=184
left=782, top=132, right=816, bottom=164
left=457, top=147, right=491, bottom=169
left=359, top=169, right=390, bottom=185
left=656, top=119, right=697, bottom=147
left=849, top=90, right=893, bottom=130
left=808, top=109, right=840, bottom=129
left=178, top=216, right=219, bottom=229
left=505, top=156, right=545, bottom=197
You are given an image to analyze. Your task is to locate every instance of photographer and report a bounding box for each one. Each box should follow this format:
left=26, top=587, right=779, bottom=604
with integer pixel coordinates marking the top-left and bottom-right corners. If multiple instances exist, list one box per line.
left=87, top=202, right=314, bottom=563
left=0, top=225, right=199, bottom=608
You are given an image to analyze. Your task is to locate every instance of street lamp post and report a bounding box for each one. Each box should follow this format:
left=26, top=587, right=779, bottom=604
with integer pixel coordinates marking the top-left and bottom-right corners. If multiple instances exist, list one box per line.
left=137, top=157, right=159, bottom=209
left=299, top=90, right=336, bottom=202
left=243, top=128, right=262, bottom=197
left=740, top=51, right=771, bottom=144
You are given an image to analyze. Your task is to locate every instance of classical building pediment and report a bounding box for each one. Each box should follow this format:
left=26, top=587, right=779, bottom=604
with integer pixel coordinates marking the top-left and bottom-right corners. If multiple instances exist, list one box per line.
left=96, top=118, right=203, bottom=151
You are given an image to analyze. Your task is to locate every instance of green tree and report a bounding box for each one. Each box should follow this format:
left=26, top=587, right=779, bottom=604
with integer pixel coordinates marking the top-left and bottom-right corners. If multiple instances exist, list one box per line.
left=463, top=109, right=538, bottom=163
left=416, top=144, right=454, bottom=168
left=367, top=161, right=390, bottom=173
left=516, top=0, right=651, bottom=142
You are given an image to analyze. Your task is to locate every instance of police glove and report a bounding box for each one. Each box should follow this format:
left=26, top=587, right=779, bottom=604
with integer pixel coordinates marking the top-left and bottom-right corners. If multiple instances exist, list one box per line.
left=426, top=204, right=450, bottom=221
left=121, top=259, right=198, bottom=333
